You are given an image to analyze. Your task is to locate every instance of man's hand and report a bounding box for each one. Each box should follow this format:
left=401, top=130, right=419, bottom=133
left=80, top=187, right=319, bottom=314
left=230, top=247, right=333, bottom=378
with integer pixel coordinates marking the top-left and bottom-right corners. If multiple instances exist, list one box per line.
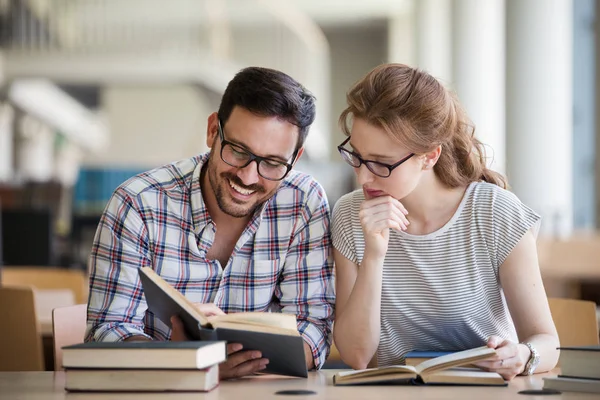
left=170, top=303, right=225, bottom=341
left=219, top=343, right=269, bottom=379
left=171, top=317, right=270, bottom=379
left=304, top=341, right=315, bottom=370
left=169, top=304, right=270, bottom=380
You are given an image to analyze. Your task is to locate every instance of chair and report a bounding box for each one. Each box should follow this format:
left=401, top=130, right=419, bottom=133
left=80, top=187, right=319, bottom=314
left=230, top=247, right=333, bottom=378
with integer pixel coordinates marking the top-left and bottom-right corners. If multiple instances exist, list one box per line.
left=52, top=304, right=88, bottom=371
left=1, top=266, right=89, bottom=303
left=548, top=297, right=599, bottom=347
left=0, top=286, right=44, bottom=371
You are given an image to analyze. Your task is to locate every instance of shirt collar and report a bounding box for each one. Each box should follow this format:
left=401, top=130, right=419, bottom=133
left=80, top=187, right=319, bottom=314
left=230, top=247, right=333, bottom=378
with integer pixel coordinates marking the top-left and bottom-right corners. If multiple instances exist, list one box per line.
left=190, top=153, right=212, bottom=235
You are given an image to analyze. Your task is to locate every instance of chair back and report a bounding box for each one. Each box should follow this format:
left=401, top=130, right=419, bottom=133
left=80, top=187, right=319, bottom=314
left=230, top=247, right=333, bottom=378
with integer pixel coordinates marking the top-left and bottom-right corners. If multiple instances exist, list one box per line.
left=52, top=304, right=88, bottom=371
left=548, top=297, right=599, bottom=347
left=548, top=297, right=599, bottom=366
left=1, top=267, right=88, bottom=303
left=0, top=286, right=44, bottom=371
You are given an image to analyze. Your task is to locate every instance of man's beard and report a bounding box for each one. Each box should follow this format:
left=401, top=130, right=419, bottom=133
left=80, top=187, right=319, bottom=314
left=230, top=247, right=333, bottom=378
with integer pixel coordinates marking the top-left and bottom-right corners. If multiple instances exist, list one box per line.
left=207, top=153, right=269, bottom=218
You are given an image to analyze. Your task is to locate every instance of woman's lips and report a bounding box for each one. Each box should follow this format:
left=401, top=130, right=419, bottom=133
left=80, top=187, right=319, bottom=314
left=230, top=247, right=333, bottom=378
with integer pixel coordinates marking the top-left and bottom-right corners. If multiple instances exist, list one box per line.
left=365, top=188, right=386, bottom=198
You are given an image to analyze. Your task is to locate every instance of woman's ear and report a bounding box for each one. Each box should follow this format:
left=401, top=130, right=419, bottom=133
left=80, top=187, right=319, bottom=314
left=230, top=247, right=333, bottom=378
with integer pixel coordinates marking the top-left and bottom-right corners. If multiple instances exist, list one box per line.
left=422, top=145, right=442, bottom=170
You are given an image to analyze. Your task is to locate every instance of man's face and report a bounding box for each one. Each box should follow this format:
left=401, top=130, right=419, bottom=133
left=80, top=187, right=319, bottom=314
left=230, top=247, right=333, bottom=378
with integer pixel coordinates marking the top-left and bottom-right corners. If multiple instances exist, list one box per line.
left=205, top=107, right=303, bottom=218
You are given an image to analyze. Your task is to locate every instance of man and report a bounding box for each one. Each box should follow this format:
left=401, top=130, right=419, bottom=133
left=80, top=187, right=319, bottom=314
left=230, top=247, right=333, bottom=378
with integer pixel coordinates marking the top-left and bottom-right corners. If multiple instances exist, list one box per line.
left=85, top=67, right=335, bottom=379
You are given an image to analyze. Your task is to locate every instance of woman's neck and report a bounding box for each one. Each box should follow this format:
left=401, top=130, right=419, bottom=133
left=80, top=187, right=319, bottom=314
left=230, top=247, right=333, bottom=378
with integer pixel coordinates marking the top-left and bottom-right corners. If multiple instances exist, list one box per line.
left=401, top=172, right=469, bottom=235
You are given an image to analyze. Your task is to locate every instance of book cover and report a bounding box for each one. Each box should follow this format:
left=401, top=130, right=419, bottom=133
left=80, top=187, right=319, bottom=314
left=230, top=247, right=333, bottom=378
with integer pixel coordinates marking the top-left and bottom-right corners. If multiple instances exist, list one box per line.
left=543, top=376, right=600, bottom=394
left=556, top=345, right=600, bottom=380
left=65, top=365, right=219, bottom=392
left=404, top=351, right=453, bottom=366
left=62, top=341, right=226, bottom=370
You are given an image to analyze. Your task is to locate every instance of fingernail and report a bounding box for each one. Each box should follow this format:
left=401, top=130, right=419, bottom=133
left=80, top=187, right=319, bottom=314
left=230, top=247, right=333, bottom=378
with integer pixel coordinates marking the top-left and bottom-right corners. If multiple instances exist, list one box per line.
left=261, top=359, right=270, bottom=366
left=253, top=352, right=262, bottom=359
left=233, top=344, right=243, bottom=351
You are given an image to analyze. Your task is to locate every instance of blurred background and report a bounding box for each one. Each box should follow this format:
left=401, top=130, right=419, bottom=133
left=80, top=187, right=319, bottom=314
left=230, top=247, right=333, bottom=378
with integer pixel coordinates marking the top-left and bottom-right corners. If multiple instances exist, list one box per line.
left=0, top=1, right=598, bottom=310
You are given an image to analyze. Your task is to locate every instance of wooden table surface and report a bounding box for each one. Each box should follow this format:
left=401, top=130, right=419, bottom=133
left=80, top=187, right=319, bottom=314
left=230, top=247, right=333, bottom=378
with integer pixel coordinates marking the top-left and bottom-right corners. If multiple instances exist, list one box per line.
left=0, top=370, right=596, bottom=400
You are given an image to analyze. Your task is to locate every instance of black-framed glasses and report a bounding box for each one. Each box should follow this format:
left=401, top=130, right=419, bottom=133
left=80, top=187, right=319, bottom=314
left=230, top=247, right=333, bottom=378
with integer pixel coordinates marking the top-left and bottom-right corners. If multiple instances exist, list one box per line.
left=337, top=137, right=414, bottom=178
left=217, top=119, right=298, bottom=181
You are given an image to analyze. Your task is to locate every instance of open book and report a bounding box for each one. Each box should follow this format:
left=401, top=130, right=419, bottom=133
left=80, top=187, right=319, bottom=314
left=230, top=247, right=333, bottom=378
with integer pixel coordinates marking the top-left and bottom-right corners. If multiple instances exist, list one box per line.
left=333, top=347, right=506, bottom=386
left=138, top=266, right=307, bottom=378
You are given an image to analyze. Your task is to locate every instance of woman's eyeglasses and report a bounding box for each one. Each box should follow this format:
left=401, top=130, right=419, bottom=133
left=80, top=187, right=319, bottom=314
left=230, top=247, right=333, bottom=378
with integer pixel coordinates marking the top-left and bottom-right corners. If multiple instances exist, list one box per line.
left=337, top=137, right=414, bottom=178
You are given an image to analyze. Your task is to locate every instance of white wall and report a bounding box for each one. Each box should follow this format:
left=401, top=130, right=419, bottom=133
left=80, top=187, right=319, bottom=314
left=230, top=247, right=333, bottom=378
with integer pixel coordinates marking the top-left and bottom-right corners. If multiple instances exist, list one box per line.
left=323, top=23, right=389, bottom=160
left=231, top=26, right=331, bottom=161
left=85, top=85, right=215, bottom=168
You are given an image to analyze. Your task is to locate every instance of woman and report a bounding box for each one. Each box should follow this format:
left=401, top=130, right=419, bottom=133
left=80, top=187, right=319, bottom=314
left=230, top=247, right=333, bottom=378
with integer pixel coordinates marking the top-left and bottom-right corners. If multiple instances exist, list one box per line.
left=331, top=64, right=559, bottom=380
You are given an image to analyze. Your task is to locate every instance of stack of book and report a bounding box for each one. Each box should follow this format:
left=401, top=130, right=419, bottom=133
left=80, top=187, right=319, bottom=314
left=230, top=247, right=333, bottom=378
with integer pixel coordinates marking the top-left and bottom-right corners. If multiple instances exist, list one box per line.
left=543, top=345, right=600, bottom=394
left=62, top=341, right=226, bottom=392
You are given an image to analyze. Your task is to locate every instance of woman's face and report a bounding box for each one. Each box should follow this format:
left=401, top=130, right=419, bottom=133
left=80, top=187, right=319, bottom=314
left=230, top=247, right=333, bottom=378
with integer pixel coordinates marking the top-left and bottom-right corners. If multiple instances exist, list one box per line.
left=346, top=118, right=425, bottom=200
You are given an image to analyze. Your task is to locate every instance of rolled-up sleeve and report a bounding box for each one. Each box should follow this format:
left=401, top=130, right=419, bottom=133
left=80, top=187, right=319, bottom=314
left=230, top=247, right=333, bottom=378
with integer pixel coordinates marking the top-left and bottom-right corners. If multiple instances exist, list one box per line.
left=275, top=184, right=335, bottom=369
left=85, top=187, right=154, bottom=342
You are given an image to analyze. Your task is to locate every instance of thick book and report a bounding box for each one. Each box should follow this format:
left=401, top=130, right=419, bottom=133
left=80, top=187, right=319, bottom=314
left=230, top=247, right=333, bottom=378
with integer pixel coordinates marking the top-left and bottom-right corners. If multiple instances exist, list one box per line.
left=333, top=347, right=506, bottom=386
left=64, top=365, right=219, bottom=392
left=543, top=376, right=600, bottom=394
left=557, top=345, right=600, bottom=380
left=138, top=266, right=308, bottom=378
left=62, top=341, right=226, bottom=370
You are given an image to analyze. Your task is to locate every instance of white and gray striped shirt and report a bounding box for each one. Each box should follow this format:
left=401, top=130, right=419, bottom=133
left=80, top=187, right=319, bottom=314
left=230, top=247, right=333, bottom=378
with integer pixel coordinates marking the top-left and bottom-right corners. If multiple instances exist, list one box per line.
left=332, top=181, right=541, bottom=366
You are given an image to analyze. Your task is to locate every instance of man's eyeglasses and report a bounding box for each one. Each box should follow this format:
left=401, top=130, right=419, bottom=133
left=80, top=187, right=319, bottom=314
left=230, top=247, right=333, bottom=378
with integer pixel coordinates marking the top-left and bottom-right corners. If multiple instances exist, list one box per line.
left=337, top=137, right=414, bottom=178
left=217, top=119, right=298, bottom=181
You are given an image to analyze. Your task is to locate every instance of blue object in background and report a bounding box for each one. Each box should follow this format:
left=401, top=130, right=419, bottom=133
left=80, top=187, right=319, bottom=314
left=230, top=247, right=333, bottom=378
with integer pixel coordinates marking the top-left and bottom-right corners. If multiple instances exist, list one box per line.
left=74, top=167, right=144, bottom=215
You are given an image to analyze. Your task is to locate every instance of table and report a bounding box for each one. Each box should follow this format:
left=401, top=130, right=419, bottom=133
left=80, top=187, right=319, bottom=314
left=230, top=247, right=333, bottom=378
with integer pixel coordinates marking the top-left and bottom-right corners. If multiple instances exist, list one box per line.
left=0, top=370, right=597, bottom=400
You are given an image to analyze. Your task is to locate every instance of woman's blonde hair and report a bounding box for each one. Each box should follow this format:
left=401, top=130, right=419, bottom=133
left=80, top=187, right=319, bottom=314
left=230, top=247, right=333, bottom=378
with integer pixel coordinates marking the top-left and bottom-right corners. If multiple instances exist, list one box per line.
left=339, top=63, right=507, bottom=189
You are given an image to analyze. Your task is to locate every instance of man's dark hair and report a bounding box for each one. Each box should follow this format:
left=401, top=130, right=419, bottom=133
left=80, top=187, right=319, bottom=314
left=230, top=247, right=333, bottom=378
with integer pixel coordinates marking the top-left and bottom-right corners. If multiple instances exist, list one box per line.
left=218, top=67, right=316, bottom=150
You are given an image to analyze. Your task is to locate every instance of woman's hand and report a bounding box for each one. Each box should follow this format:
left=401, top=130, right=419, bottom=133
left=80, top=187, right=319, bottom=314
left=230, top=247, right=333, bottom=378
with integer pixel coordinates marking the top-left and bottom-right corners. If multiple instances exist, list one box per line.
left=359, top=196, right=409, bottom=259
left=473, top=336, right=531, bottom=380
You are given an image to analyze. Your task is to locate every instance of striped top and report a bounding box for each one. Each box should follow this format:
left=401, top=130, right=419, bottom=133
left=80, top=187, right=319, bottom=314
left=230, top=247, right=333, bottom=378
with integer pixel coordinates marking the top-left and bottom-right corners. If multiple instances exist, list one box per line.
left=331, top=181, right=540, bottom=366
left=85, top=153, right=335, bottom=369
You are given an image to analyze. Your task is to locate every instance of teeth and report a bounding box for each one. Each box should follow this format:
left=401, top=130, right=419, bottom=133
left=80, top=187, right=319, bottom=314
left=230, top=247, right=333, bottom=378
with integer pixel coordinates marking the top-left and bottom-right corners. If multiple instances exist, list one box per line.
left=229, top=180, right=255, bottom=195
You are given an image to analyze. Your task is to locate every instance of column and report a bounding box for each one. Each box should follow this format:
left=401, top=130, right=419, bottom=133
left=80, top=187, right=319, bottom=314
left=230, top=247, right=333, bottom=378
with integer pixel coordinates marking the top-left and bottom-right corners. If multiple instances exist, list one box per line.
left=388, top=10, right=415, bottom=66
left=506, top=0, right=573, bottom=236
left=453, top=0, right=506, bottom=174
left=415, top=0, right=452, bottom=84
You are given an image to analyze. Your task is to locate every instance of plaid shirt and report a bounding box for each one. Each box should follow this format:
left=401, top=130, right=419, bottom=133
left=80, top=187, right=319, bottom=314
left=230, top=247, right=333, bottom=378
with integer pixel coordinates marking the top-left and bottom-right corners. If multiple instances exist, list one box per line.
left=85, top=154, right=335, bottom=368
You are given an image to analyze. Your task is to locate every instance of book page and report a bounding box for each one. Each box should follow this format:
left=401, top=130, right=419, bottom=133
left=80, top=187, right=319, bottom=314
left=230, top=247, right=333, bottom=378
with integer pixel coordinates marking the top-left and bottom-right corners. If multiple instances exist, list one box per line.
left=416, top=346, right=496, bottom=375
left=336, top=365, right=417, bottom=379
left=209, top=312, right=298, bottom=330
left=209, top=320, right=300, bottom=336
left=422, top=369, right=505, bottom=385
left=140, top=267, right=208, bottom=326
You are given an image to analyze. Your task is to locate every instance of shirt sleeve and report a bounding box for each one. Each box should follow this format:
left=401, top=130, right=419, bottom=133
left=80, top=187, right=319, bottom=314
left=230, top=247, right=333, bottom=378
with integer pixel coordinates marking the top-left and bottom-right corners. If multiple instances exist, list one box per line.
left=331, top=192, right=359, bottom=264
left=274, top=182, right=335, bottom=370
left=491, top=187, right=542, bottom=271
left=85, top=187, right=154, bottom=342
